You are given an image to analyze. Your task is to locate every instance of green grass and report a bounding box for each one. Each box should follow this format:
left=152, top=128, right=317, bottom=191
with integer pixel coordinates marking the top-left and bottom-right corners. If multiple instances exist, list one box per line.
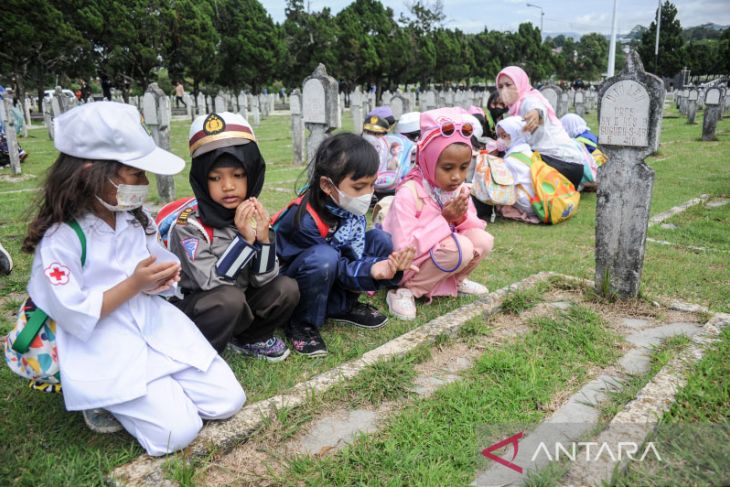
left=0, top=108, right=728, bottom=484
left=612, top=327, right=730, bottom=486
left=649, top=198, right=730, bottom=252
left=277, top=305, right=621, bottom=486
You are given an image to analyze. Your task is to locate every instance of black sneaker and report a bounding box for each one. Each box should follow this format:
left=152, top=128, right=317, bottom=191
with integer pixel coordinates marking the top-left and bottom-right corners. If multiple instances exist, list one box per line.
left=286, top=325, right=328, bottom=357
left=331, top=302, right=388, bottom=329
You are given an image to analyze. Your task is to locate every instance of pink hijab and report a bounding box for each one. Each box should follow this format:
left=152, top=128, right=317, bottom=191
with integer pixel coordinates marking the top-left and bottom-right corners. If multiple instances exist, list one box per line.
left=497, top=66, right=558, bottom=123
left=402, top=107, right=473, bottom=187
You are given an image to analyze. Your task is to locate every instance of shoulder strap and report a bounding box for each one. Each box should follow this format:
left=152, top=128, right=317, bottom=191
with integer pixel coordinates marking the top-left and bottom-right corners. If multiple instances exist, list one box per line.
left=510, top=152, right=532, bottom=166
left=271, top=195, right=330, bottom=239
left=576, top=136, right=597, bottom=148
left=13, top=220, right=86, bottom=354
left=67, top=219, right=86, bottom=267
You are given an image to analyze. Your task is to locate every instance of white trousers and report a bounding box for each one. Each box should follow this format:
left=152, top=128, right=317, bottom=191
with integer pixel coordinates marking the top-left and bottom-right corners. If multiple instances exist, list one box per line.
left=105, top=353, right=245, bottom=456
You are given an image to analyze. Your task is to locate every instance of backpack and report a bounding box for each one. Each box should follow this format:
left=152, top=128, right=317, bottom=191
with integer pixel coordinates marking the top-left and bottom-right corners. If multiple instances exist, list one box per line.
left=270, top=194, right=331, bottom=238
left=471, top=151, right=516, bottom=207
left=512, top=152, right=580, bottom=225
left=155, top=196, right=214, bottom=248
left=366, top=134, right=415, bottom=193
left=4, top=220, right=85, bottom=391
left=576, top=135, right=608, bottom=168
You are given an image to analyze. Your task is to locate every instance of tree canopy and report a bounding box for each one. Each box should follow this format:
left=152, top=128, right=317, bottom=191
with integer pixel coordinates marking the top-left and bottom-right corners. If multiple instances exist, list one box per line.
left=1, top=0, right=726, bottom=100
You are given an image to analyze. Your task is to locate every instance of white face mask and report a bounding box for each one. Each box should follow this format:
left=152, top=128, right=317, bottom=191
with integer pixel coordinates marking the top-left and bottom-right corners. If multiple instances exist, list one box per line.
left=496, top=138, right=509, bottom=152
left=329, top=179, right=372, bottom=216
left=96, top=179, right=149, bottom=212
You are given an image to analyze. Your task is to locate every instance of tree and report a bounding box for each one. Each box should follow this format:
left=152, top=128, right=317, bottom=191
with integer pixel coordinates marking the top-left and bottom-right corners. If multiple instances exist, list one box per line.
left=575, top=33, right=608, bottom=80
left=637, top=1, right=685, bottom=77
left=718, top=28, right=730, bottom=75
left=166, top=0, right=220, bottom=98
left=212, top=0, right=285, bottom=93
left=0, top=0, right=87, bottom=107
left=333, top=0, right=399, bottom=95
left=508, top=23, right=555, bottom=82
left=280, top=0, right=338, bottom=88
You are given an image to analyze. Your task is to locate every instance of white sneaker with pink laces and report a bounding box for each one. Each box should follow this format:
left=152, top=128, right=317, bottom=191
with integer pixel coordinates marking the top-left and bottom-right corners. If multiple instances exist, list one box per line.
left=457, top=279, right=489, bottom=296
left=386, top=288, right=416, bottom=321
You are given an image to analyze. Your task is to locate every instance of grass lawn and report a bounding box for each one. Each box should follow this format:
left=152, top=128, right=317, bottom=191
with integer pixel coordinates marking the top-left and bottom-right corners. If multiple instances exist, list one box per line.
left=0, top=105, right=728, bottom=485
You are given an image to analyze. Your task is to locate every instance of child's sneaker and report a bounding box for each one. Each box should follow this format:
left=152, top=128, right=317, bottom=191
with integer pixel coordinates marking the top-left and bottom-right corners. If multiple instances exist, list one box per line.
left=386, top=288, right=416, bottom=321
left=82, top=408, right=123, bottom=434
left=457, top=279, right=489, bottom=296
left=330, top=302, right=388, bottom=329
left=228, top=336, right=290, bottom=362
left=286, top=325, right=328, bottom=357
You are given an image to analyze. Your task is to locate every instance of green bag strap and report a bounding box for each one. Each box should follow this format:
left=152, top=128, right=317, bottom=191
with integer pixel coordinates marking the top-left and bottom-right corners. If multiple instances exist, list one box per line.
left=67, top=219, right=86, bottom=267
left=12, top=220, right=86, bottom=353
left=576, top=136, right=597, bottom=148
left=510, top=152, right=533, bottom=166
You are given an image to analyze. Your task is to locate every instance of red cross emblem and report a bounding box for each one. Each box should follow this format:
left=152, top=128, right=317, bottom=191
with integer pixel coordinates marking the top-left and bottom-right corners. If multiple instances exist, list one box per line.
left=44, top=263, right=71, bottom=285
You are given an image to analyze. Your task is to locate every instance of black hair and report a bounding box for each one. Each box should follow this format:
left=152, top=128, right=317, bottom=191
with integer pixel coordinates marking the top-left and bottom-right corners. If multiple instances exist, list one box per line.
left=296, top=132, right=379, bottom=226
left=487, top=90, right=502, bottom=109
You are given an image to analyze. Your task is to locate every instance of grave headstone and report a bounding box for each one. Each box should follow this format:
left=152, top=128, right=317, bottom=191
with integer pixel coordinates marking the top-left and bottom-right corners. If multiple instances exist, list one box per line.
left=687, top=88, right=698, bottom=124
left=302, top=63, right=339, bottom=162
left=539, top=85, right=560, bottom=116
left=289, top=89, right=306, bottom=165
left=423, top=90, right=437, bottom=111
left=701, top=87, right=721, bottom=141
left=596, top=50, right=664, bottom=299
left=183, top=93, right=193, bottom=119
left=2, top=96, right=22, bottom=174
left=196, top=93, right=206, bottom=116
left=351, top=87, right=364, bottom=134
left=22, top=97, right=32, bottom=133
left=574, top=90, right=586, bottom=116
left=214, top=95, right=225, bottom=113
left=143, top=83, right=175, bottom=202
left=389, top=93, right=410, bottom=120
left=559, top=92, right=569, bottom=118
left=250, top=95, right=260, bottom=126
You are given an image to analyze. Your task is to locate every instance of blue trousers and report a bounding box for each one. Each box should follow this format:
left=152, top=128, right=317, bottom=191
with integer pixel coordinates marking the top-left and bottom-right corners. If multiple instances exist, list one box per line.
left=282, top=229, right=393, bottom=329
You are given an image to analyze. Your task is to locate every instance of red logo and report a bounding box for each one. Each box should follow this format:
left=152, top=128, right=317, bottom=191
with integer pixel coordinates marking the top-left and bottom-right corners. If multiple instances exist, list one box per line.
left=44, top=263, right=71, bottom=285
left=482, top=431, right=524, bottom=474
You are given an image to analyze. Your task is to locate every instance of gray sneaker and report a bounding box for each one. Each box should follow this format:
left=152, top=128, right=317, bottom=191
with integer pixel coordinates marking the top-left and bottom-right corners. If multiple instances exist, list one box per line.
left=82, top=408, right=123, bottom=434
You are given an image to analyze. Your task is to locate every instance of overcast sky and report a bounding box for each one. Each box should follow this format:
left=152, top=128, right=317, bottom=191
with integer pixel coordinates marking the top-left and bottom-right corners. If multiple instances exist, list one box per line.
left=263, top=0, right=730, bottom=36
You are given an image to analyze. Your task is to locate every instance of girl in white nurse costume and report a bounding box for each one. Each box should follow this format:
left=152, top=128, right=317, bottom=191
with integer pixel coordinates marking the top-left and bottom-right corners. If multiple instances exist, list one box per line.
left=22, top=103, right=245, bottom=456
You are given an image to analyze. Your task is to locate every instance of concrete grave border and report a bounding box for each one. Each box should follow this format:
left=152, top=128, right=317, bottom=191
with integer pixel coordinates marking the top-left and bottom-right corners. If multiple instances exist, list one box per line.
left=109, top=272, right=728, bottom=485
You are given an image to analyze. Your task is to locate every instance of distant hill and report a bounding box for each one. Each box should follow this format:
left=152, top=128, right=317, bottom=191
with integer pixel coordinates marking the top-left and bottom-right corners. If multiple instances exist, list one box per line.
left=682, top=23, right=728, bottom=40
left=546, top=23, right=726, bottom=43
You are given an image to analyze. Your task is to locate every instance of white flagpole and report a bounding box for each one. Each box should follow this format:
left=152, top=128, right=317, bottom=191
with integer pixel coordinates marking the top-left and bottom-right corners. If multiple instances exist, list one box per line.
left=607, top=0, right=618, bottom=77
left=655, top=0, right=662, bottom=72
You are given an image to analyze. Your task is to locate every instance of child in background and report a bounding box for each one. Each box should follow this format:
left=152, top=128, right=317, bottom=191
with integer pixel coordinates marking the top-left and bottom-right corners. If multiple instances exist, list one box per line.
left=383, top=108, right=494, bottom=320
left=494, top=116, right=540, bottom=224
left=561, top=113, right=598, bottom=153
left=274, top=133, right=417, bottom=357
left=169, top=113, right=298, bottom=361
left=22, top=103, right=244, bottom=455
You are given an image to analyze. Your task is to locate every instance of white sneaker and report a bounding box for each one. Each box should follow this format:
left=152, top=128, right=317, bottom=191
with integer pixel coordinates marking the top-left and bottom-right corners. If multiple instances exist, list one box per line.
left=457, top=279, right=489, bottom=296
left=386, top=288, right=416, bottom=321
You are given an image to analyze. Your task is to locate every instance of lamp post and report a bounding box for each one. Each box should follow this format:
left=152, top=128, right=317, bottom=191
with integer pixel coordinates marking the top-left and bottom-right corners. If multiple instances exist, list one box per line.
left=526, top=3, right=544, bottom=36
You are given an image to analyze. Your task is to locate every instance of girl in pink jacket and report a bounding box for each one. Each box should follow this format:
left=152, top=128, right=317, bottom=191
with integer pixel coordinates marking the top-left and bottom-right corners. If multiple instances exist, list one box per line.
left=382, top=108, right=494, bottom=320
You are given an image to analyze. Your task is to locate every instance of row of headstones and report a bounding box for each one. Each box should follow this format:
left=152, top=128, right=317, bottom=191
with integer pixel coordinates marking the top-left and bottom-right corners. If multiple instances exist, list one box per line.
left=539, top=86, right=599, bottom=118
left=674, top=86, right=728, bottom=140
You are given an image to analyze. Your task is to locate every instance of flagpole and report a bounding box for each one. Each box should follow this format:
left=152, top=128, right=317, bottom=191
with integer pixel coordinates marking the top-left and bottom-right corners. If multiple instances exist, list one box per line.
left=655, top=0, right=662, bottom=73
left=607, top=0, right=618, bottom=77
